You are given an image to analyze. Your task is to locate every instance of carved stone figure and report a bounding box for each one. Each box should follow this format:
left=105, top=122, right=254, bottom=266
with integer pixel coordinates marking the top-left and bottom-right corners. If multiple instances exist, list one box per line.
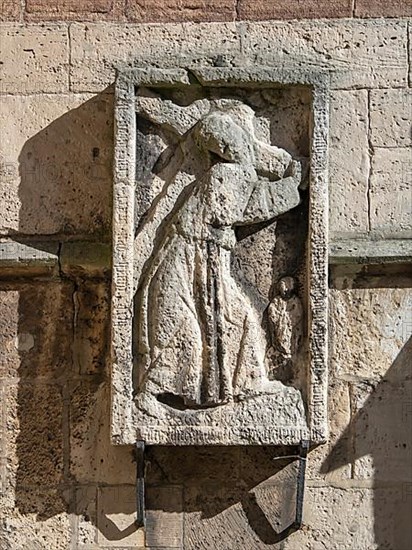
left=268, top=277, right=304, bottom=364
left=134, top=98, right=303, bottom=410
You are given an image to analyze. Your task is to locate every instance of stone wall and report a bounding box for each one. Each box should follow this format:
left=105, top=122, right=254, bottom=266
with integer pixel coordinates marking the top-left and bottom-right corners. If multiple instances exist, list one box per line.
left=1, top=2, right=411, bottom=549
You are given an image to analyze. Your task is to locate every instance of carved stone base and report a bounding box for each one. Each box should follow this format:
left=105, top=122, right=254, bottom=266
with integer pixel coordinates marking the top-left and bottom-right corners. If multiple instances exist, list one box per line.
left=133, top=387, right=309, bottom=445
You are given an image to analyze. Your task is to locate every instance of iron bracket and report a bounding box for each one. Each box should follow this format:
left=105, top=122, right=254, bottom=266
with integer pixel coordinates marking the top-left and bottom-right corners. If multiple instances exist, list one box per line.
left=280, top=439, right=310, bottom=538
left=135, top=440, right=146, bottom=528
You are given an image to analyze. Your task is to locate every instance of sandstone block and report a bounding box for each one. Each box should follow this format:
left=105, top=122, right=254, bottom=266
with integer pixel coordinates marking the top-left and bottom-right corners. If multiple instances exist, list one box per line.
left=330, top=288, right=412, bottom=381
left=1, top=382, right=64, bottom=489
left=329, top=90, right=369, bottom=237
left=147, top=446, right=240, bottom=486
left=96, top=486, right=144, bottom=547
left=60, top=241, right=111, bottom=278
left=69, top=22, right=241, bottom=91
left=0, top=487, right=71, bottom=549
left=70, top=381, right=135, bottom=484
left=0, top=25, right=69, bottom=93
left=25, top=0, right=127, bottom=22
left=69, top=20, right=408, bottom=92
left=356, top=0, right=412, bottom=18
left=75, top=486, right=98, bottom=547
left=350, top=373, right=412, bottom=483
left=0, top=0, right=21, bottom=21
left=146, top=486, right=183, bottom=548
left=370, top=89, right=412, bottom=148
left=242, top=19, right=408, bottom=89
left=0, top=282, right=73, bottom=380
left=126, top=0, right=236, bottom=22
left=183, top=485, right=257, bottom=549
left=0, top=93, right=112, bottom=236
left=238, top=0, right=352, bottom=21
left=306, top=379, right=351, bottom=481
left=370, top=148, right=412, bottom=235
left=0, top=241, right=59, bottom=278
left=282, top=487, right=377, bottom=549
left=72, top=280, right=110, bottom=376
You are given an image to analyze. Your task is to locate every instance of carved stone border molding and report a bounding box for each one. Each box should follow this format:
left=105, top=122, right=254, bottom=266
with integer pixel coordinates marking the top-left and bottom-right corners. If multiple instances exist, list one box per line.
left=112, top=66, right=330, bottom=446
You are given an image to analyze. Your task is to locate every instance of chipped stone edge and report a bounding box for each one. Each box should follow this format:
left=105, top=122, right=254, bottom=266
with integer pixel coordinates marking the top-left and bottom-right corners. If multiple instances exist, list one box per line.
left=113, top=65, right=330, bottom=446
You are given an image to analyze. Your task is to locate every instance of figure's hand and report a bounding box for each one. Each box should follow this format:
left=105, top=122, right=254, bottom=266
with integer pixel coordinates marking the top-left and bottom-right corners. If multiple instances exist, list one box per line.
left=253, top=141, right=292, bottom=180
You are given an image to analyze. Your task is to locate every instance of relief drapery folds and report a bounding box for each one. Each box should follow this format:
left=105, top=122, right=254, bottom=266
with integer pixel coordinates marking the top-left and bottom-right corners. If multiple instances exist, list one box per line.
left=134, top=93, right=305, bottom=411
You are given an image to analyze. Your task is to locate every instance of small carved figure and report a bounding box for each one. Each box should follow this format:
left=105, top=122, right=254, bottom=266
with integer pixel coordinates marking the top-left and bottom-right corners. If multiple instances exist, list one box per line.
left=268, top=277, right=303, bottom=364
left=135, top=98, right=303, bottom=409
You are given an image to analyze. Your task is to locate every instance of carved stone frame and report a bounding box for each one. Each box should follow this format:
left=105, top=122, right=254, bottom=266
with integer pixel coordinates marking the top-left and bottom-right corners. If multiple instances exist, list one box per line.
left=111, top=67, right=329, bottom=446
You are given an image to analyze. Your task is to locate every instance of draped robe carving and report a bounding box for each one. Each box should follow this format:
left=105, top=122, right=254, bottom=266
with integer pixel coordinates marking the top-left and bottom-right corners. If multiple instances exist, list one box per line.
left=134, top=102, right=303, bottom=409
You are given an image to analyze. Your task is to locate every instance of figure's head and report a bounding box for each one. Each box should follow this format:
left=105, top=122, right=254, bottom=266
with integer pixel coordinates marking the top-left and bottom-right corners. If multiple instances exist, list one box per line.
left=278, top=276, right=296, bottom=299
left=195, top=108, right=255, bottom=164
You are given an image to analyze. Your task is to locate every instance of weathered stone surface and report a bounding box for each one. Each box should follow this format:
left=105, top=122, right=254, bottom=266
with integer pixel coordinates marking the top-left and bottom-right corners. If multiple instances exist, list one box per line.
left=1, top=14, right=411, bottom=550
left=25, top=0, right=127, bottom=22
left=0, top=25, right=69, bottom=94
left=1, top=382, right=64, bottom=488
left=355, top=0, right=412, bottom=18
left=306, top=379, right=351, bottom=481
left=330, top=288, right=412, bottom=380
left=69, top=22, right=242, bottom=91
left=0, top=282, right=73, bottom=380
left=0, top=487, right=71, bottom=550
left=238, top=0, right=353, bottom=20
left=146, top=486, right=183, bottom=548
left=409, top=21, right=412, bottom=86
left=96, top=486, right=144, bottom=547
left=60, top=241, right=111, bottom=278
left=242, top=19, right=408, bottom=89
left=126, top=0, right=236, bottom=22
left=329, top=238, right=412, bottom=264
left=370, top=148, right=412, bottom=235
left=70, top=381, right=135, bottom=484
left=350, top=371, right=412, bottom=483
left=69, top=20, right=408, bottom=92
left=283, top=487, right=377, bottom=550
left=329, top=90, right=369, bottom=236
left=0, top=93, right=113, bottom=236
left=75, top=486, right=98, bottom=547
left=72, top=281, right=110, bottom=376
left=0, top=0, right=21, bottom=21
left=0, top=241, right=59, bottom=273
left=112, top=69, right=329, bottom=446
left=370, top=89, right=412, bottom=148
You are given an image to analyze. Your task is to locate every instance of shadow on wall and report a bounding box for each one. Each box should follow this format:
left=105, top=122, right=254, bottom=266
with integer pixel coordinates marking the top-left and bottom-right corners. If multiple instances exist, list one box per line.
left=12, top=272, right=308, bottom=546
left=322, top=334, right=412, bottom=550
left=11, top=280, right=308, bottom=546
left=16, top=89, right=114, bottom=237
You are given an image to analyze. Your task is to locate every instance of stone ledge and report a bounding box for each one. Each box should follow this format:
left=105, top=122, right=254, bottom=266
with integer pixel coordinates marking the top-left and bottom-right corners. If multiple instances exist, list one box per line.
left=0, top=240, right=59, bottom=277
left=1, top=238, right=411, bottom=275
left=0, top=240, right=111, bottom=278
left=60, top=241, right=111, bottom=277
left=329, top=239, right=412, bottom=265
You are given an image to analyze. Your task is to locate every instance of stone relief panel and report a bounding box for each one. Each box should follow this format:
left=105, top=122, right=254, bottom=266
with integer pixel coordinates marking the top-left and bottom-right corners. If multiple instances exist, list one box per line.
left=112, top=68, right=329, bottom=446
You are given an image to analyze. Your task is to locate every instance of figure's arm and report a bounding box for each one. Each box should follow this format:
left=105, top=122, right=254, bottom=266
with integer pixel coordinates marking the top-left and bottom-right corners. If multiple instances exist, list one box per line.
left=240, top=160, right=302, bottom=225
left=136, top=88, right=210, bottom=136
left=253, top=140, right=292, bottom=180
